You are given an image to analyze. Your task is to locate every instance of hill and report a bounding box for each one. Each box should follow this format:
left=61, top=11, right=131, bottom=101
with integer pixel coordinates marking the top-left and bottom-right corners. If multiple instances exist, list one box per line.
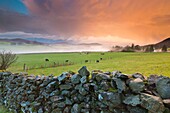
left=0, top=38, right=43, bottom=45
left=0, top=38, right=102, bottom=46
left=0, top=38, right=70, bottom=45
left=78, top=43, right=102, bottom=46
left=143, top=37, right=170, bottom=49
left=154, top=37, right=170, bottom=49
left=26, top=38, right=66, bottom=44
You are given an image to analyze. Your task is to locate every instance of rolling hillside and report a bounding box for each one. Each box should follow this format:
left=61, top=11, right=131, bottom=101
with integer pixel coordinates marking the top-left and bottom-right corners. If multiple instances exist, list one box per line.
left=154, top=38, right=170, bottom=49
left=143, top=37, right=170, bottom=49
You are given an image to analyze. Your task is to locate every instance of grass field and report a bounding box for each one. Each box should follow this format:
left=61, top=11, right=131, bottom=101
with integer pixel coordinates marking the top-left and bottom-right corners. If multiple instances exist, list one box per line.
left=8, top=52, right=170, bottom=77
left=1, top=52, right=170, bottom=112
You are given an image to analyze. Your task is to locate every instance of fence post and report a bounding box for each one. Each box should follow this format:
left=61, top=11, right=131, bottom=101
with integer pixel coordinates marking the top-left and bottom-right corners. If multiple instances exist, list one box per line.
left=23, top=64, right=26, bottom=72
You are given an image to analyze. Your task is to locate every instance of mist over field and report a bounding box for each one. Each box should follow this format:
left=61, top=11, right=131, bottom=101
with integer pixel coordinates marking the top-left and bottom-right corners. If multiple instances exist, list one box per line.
left=0, top=44, right=109, bottom=54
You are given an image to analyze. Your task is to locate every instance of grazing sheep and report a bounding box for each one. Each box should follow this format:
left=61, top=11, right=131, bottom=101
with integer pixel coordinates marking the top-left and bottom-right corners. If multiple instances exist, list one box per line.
left=45, top=59, right=49, bottom=61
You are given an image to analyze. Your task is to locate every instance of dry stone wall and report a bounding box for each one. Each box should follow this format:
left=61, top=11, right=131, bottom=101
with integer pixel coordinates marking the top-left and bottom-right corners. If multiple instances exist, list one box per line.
left=0, top=66, right=170, bottom=113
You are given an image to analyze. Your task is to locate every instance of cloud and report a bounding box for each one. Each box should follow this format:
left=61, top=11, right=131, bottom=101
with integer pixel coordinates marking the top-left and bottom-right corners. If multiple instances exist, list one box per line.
left=0, top=31, right=58, bottom=39
left=152, top=15, right=170, bottom=26
left=0, top=31, right=138, bottom=46
left=0, top=0, right=170, bottom=45
left=21, top=0, right=170, bottom=41
left=0, top=9, right=47, bottom=34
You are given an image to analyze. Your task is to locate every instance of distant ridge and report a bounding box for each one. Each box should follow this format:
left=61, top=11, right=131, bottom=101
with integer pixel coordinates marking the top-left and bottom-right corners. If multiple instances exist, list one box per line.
left=0, top=38, right=67, bottom=45
left=78, top=43, right=102, bottom=46
left=0, top=38, right=43, bottom=45
left=143, top=37, right=170, bottom=49
left=26, top=38, right=66, bottom=44
left=0, top=38, right=102, bottom=46
left=154, top=37, right=170, bottom=49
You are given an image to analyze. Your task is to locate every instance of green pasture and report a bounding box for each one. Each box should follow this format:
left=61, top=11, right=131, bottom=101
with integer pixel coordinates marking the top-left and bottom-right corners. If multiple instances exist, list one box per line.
left=1, top=52, right=170, bottom=112
left=8, top=52, right=170, bottom=77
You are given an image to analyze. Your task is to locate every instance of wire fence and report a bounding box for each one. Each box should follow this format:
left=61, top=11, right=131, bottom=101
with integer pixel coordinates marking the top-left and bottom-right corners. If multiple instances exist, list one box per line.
left=22, top=56, right=114, bottom=72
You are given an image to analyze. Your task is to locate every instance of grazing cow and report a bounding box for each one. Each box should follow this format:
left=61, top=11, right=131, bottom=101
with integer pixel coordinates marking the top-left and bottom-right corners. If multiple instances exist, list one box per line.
left=85, top=60, right=88, bottom=63
left=45, top=59, right=49, bottom=61
left=65, top=60, right=69, bottom=62
left=100, top=58, right=103, bottom=60
left=101, top=53, right=105, bottom=55
left=96, top=60, right=99, bottom=63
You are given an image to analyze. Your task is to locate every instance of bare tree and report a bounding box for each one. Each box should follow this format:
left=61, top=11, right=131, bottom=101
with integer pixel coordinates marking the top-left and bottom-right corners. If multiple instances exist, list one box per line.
left=0, top=51, right=18, bottom=70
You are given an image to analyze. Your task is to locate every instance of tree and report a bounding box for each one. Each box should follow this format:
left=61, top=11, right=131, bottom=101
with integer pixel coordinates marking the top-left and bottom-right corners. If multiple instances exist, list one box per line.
left=122, top=45, right=135, bottom=52
left=162, top=45, right=167, bottom=52
left=149, top=45, right=154, bottom=52
left=0, top=51, right=18, bottom=70
left=145, top=46, right=150, bottom=52
left=145, top=45, right=154, bottom=52
left=134, top=45, right=141, bottom=50
left=131, top=43, right=134, bottom=49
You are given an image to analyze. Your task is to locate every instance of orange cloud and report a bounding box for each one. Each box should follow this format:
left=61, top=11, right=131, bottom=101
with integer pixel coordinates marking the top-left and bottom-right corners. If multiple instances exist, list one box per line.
left=21, top=0, right=170, bottom=44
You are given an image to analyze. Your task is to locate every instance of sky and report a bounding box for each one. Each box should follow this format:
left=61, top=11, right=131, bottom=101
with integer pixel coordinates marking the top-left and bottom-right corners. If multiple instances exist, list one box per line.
left=0, top=0, right=170, bottom=47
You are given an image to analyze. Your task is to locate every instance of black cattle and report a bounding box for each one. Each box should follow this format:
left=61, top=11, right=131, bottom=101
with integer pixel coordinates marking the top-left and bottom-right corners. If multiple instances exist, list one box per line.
left=85, top=60, right=88, bottom=63
left=65, top=60, right=69, bottom=62
left=96, top=60, right=99, bottom=63
left=100, top=58, right=103, bottom=60
left=45, top=59, right=49, bottom=61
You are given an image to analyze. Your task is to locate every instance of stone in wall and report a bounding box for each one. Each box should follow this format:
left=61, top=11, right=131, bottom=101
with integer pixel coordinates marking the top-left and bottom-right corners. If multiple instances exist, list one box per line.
left=156, top=76, right=170, bottom=99
left=0, top=67, right=170, bottom=113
